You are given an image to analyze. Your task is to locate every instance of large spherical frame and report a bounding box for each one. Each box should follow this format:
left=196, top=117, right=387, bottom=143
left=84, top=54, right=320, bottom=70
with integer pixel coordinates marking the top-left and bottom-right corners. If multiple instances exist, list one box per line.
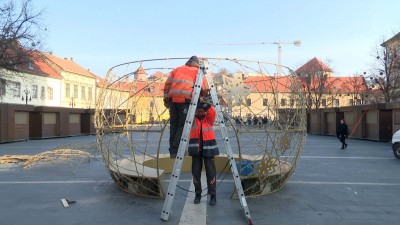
left=95, top=57, right=307, bottom=198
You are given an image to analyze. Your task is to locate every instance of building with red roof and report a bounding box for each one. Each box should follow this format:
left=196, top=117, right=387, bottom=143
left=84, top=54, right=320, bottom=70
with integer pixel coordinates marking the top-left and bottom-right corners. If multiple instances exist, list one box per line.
left=42, top=53, right=97, bottom=109
left=0, top=51, right=63, bottom=107
left=149, top=71, right=168, bottom=82
left=223, top=57, right=368, bottom=117
left=134, top=65, right=148, bottom=81
left=295, top=57, right=333, bottom=76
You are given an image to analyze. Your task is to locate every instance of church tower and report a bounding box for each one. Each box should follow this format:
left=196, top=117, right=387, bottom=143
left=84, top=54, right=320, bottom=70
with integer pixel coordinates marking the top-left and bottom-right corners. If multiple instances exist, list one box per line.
left=134, top=65, right=148, bottom=81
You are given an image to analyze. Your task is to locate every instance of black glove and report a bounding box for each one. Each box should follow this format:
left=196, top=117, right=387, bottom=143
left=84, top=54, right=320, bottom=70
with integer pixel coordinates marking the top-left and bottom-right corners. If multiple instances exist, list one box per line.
left=197, top=102, right=211, bottom=111
left=203, top=103, right=211, bottom=111
left=163, top=98, right=170, bottom=108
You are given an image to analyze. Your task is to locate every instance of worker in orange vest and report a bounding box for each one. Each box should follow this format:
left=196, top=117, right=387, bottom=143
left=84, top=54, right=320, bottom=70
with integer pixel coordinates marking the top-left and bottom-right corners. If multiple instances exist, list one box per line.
left=188, top=103, right=219, bottom=205
left=163, top=56, right=209, bottom=158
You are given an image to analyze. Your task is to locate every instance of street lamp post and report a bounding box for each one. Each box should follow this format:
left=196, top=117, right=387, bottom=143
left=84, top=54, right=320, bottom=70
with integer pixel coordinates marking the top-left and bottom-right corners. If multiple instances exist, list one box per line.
left=21, top=87, right=31, bottom=105
left=70, top=97, right=75, bottom=108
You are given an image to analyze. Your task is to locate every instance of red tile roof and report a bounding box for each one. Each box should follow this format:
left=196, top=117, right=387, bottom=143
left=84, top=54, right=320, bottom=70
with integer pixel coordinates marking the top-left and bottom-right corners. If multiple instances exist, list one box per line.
left=42, top=53, right=96, bottom=78
left=93, top=74, right=107, bottom=87
left=132, top=81, right=165, bottom=97
left=149, top=71, right=167, bottom=80
left=244, top=76, right=296, bottom=93
left=295, top=57, right=333, bottom=74
left=101, top=79, right=165, bottom=98
left=244, top=75, right=367, bottom=94
left=328, top=76, right=367, bottom=92
left=298, top=75, right=367, bottom=93
left=14, top=51, right=62, bottom=79
left=135, top=65, right=147, bottom=76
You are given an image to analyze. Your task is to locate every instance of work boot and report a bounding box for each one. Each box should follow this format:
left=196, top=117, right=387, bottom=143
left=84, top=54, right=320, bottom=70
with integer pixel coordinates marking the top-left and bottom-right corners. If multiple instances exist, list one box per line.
left=194, top=194, right=201, bottom=204
left=169, top=148, right=177, bottom=158
left=209, top=194, right=216, bottom=206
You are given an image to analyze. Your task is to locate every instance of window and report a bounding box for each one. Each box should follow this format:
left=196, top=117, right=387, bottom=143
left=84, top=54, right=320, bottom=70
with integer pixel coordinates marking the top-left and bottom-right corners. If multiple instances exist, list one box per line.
left=13, top=82, right=21, bottom=97
left=148, top=86, right=155, bottom=93
left=263, top=98, right=268, bottom=106
left=31, top=85, right=38, bottom=98
left=81, top=86, right=86, bottom=100
left=74, top=84, right=78, bottom=99
left=356, top=99, right=361, bottom=105
left=65, top=83, right=70, bottom=98
left=322, top=99, right=326, bottom=107
left=290, top=98, right=294, bottom=107
left=88, top=87, right=92, bottom=101
left=47, top=87, right=53, bottom=100
left=246, top=98, right=251, bottom=106
left=41, top=86, right=46, bottom=100
left=348, top=99, right=354, bottom=106
left=0, top=78, right=6, bottom=96
left=280, top=98, right=286, bottom=107
left=335, top=99, right=339, bottom=107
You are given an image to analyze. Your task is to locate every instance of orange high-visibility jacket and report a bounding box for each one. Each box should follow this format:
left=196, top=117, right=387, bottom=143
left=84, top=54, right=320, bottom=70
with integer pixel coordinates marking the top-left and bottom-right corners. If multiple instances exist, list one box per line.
left=188, top=106, right=219, bottom=157
left=164, top=65, right=208, bottom=103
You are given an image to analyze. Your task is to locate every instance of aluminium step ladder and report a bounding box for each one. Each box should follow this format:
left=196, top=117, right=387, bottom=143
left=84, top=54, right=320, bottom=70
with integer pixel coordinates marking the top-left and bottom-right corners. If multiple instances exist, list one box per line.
left=160, top=59, right=253, bottom=225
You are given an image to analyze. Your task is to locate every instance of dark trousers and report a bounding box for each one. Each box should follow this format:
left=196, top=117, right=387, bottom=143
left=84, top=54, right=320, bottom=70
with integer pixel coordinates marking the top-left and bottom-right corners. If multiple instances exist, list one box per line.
left=338, top=135, right=347, bottom=147
left=169, top=102, right=189, bottom=156
left=192, top=155, right=217, bottom=195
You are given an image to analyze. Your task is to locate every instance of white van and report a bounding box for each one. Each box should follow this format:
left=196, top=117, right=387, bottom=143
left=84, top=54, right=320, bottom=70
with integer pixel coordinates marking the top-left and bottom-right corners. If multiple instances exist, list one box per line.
left=392, top=130, right=400, bottom=159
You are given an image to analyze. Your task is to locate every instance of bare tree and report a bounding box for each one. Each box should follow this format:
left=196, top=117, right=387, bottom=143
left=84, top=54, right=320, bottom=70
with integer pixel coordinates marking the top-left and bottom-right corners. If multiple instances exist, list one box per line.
left=300, top=73, right=341, bottom=109
left=341, top=73, right=368, bottom=105
left=0, top=0, right=45, bottom=70
left=366, top=35, right=400, bottom=103
left=296, top=57, right=339, bottom=109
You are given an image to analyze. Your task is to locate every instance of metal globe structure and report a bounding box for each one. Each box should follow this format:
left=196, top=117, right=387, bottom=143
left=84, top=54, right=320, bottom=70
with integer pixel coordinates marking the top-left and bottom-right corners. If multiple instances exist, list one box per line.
left=94, top=57, right=307, bottom=199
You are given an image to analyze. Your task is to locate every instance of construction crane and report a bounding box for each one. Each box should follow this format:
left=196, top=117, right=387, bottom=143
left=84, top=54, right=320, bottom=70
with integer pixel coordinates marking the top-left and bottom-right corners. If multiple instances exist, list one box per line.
left=203, top=40, right=301, bottom=75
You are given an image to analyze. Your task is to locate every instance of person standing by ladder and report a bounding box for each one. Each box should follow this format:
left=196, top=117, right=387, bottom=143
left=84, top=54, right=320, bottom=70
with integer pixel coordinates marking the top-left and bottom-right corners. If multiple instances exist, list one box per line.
left=188, top=103, right=219, bottom=205
left=163, top=56, right=209, bottom=158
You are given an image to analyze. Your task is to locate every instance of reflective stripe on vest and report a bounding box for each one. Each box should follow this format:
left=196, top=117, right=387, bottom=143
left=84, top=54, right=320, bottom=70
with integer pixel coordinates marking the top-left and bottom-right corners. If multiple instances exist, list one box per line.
left=165, top=65, right=198, bottom=103
left=188, top=119, right=217, bottom=152
left=168, top=89, right=192, bottom=96
left=188, top=139, right=218, bottom=153
left=167, top=77, right=194, bottom=86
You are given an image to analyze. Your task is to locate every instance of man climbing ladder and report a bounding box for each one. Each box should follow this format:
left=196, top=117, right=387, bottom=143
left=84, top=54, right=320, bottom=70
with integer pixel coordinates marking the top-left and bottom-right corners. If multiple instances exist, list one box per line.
left=161, top=58, right=253, bottom=225
left=163, top=56, right=209, bottom=158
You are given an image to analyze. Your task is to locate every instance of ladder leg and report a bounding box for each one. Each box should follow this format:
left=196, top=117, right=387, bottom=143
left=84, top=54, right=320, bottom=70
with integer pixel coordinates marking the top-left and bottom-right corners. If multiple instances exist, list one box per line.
left=160, top=61, right=206, bottom=221
left=203, top=60, right=253, bottom=224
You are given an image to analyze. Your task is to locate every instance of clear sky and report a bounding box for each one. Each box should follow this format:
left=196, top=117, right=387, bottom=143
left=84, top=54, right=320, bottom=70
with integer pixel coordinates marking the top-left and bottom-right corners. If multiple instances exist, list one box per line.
left=33, top=0, right=400, bottom=77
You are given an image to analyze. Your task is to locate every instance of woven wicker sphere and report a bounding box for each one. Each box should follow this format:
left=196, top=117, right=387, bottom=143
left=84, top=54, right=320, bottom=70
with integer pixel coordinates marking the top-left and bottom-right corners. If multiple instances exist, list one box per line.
left=94, top=58, right=307, bottom=198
